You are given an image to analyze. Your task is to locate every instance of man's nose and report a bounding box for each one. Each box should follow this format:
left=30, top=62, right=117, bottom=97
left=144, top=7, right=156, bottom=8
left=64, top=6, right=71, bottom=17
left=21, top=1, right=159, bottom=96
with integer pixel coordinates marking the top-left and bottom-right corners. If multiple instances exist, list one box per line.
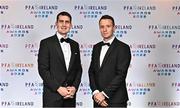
left=103, top=28, right=107, bottom=32
left=62, top=22, right=66, bottom=26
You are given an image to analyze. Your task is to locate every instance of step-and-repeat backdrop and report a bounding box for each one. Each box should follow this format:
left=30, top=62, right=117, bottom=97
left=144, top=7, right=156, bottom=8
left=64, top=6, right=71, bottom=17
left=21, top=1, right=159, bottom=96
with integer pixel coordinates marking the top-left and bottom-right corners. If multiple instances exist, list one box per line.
left=0, top=0, right=180, bottom=107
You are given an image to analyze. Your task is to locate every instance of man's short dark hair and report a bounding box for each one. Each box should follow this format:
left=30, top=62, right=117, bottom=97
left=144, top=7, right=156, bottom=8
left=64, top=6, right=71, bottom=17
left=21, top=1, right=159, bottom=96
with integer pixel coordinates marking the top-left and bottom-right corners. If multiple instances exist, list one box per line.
left=99, top=15, right=115, bottom=26
left=56, top=11, right=72, bottom=22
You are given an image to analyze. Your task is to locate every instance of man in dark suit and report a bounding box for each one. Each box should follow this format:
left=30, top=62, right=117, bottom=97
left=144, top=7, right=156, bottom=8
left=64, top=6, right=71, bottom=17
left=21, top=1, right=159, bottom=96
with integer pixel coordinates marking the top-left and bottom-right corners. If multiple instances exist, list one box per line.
left=38, top=11, right=82, bottom=107
left=88, top=15, right=131, bottom=107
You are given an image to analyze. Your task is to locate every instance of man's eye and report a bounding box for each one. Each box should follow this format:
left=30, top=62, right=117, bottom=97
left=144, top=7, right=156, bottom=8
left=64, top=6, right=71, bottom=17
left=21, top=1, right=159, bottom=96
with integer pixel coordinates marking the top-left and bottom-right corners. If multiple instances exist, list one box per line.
left=65, top=21, right=70, bottom=23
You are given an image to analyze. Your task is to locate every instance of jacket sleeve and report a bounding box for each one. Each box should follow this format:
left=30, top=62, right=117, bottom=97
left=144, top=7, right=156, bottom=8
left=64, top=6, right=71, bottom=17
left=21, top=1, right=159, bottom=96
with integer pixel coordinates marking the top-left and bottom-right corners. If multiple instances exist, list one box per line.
left=88, top=45, right=98, bottom=92
left=72, top=44, right=82, bottom=90
left=38, top=40, right=59, bottom=92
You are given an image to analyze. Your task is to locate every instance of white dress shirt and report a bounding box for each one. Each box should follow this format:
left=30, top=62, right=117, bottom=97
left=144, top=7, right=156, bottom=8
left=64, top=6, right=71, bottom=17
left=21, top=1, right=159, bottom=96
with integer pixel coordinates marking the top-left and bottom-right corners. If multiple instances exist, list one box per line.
left=56, top=32, right=71, bottom=71
left=100, top=36, right=115, bottom=67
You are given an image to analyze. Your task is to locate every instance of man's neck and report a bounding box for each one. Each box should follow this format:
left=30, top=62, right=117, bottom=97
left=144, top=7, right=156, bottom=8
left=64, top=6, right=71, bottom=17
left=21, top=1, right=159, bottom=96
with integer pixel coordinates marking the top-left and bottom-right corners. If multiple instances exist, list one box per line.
left=57, top=32, right=67, bottom=39
left=103, top=36, right=113, bottom=42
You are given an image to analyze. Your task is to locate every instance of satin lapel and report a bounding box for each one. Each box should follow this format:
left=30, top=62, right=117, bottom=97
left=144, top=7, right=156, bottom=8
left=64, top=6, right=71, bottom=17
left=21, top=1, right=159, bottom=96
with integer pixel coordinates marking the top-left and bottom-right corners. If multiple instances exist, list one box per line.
left=100, top=38, right=117, bottom=70
left=53, top=35, right=67, bottom=70
left=68, top=40, right=75, bottom=72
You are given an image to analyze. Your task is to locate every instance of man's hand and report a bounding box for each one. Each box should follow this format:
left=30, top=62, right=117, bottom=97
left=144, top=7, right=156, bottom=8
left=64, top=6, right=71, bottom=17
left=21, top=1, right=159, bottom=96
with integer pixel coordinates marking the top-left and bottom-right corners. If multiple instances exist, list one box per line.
left=57, top=86, right=77, bottom=99
left=93, top=92, right=105, bottom=105
left=57, top=87, right=70, bottom=97
left=63, top=94, right=73, bottom=99
left=99, top=100, right=108, bottom=107
left=67, top=86, right=76, bottom=96
left=63, top=86, right=76, bottom=99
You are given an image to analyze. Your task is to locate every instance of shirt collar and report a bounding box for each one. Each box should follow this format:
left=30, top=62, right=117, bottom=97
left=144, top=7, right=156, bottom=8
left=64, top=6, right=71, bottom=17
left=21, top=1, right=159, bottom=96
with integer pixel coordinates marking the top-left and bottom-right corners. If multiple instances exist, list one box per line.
left=56, top=32, right=68, bottom=41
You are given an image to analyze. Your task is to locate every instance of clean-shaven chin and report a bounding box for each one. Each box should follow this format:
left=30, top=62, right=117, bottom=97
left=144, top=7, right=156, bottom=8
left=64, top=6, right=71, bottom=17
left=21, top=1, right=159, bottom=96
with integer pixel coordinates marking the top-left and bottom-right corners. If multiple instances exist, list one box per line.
left=59, top=32, right=68, bottom=37
left=103, top=35, right=113, bottom=41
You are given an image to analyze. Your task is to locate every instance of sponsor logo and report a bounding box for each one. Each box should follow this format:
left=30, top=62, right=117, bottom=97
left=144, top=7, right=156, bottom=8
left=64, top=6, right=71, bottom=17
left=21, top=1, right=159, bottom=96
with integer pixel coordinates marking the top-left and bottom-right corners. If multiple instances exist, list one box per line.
left=172, top=44, right=180, bottom=54
left=0, top=43, right=8, bottom=53
left=79, top=82, right=91, bottom=95
left=25, top=5, right=58, bottom=18
left=25, top=82, right=43, bottom=95
left=127, top=82, right=155, bottom=95
left=25, top=43, right=39, bottom=57
left=148, top=101, right=180, bottom=107
left=0, top=82, right=8, bottom=92
left=172, top=82, right=180, bottom=92
left=74, top=5, right=107, bottom=18
left=1, top=63, right=34, bottom=76
left=123, top=5, right=156, bottom=18
left=0, top=5, right=8, bottom=14
left=130, top=44, right=156, bottom=57
left=76, top=101, right=83, bottom=107
left=149, top=25, right=180, bottom=38
left=80, top=43, right=93, bottom=57
left=1, top=24, right=34, bottom=37
left=148, top=63, right=180, bottom=76
left=115, top=25, right=132, bottom=38
left=1, top=101, right=34, bottom=107
left=172, top=6, right=180, bottom=16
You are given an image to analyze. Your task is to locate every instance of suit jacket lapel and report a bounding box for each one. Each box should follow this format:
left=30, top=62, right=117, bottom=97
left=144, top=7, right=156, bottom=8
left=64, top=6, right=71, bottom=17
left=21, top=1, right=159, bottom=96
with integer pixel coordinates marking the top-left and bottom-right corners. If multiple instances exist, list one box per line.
left=53, top=35, right=67, bottom=70
left=96, top=43, right=102, bottom=69
left=100, top=38, right=117, bottom=70
left=68, top=40, right=75, bottom=72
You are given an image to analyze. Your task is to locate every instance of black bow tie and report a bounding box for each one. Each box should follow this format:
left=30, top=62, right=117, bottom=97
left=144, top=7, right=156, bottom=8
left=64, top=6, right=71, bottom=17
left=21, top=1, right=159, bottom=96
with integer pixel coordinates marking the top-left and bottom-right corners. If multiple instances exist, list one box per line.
left=60, top=38, right=70, bottom=43
left=102, top=42, right=110, bottom=46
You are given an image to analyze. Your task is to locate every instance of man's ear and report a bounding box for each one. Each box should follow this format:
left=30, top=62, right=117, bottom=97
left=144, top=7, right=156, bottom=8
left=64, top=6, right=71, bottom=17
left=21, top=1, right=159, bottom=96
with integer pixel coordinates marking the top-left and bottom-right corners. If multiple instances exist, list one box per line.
left=113, top=26, right=116, bottom=32
left=70, top=23, right=72, bottom=29
left=55, top=21, right=58, bottom=26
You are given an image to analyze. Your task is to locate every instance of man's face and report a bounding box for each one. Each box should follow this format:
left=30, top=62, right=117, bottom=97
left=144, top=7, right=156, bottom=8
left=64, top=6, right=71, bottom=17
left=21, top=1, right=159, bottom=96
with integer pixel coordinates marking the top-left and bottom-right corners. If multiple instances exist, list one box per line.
left=56, top=15, right=72, bottom=36
left=99, top=19, right=115, bottom=40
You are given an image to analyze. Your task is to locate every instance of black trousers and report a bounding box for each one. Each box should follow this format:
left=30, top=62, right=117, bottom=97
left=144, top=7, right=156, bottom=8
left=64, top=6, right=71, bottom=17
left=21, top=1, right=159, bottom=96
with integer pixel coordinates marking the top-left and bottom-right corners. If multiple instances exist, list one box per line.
left=43, top=98, right=75, bottom=108
left=94, top=100, right=127, bottom=108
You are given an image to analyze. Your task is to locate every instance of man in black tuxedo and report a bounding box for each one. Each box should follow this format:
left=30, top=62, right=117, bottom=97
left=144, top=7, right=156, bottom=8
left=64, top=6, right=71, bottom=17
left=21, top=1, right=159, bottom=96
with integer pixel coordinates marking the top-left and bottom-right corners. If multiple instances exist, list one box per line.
left=88, top=15, right=131, bottom=107
left=38, top=11, right=82, bottom=107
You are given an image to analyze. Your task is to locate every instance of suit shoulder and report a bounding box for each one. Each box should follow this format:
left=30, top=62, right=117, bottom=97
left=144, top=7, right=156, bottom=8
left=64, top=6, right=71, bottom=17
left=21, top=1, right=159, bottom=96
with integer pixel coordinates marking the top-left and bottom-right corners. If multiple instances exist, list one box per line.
left=69, top=39, right=79, bottom=45
left=116, top=39, right=130, bottom=48
left=40, top=35, right=56, bottom=42
left=93, top=41, right=102, bottom=47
